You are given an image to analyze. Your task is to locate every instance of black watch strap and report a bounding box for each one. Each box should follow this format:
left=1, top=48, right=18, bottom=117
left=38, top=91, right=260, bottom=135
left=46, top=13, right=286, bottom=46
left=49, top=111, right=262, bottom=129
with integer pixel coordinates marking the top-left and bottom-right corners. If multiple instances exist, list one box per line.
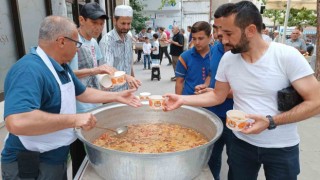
left=266, top=115, right=277, bottom=130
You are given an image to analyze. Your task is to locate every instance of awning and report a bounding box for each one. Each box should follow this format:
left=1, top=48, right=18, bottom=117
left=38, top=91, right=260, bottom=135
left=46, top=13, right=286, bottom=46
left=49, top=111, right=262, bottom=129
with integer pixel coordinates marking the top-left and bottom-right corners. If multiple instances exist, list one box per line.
left=303, top=30, right=317, bottom=35
left=266, top=0, right=316, bottom=10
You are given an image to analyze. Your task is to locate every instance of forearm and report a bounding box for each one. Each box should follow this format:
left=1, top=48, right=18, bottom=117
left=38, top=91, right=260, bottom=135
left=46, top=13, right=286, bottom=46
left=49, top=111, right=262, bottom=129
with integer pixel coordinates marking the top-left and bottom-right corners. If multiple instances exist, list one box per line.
left=175, top=83, right=183, bottom=95
left=73, top=68, right=97, bottom=78
left=274, top=75, right=320, bottom=125
left=77, top=88, right=118, bottom=104
left=182, top=90, right=225, bottom=107
left=274, top=99, right=320, bottom=126
left=172, top=41, right=183, bottom=47
left=5, top=110, right=76, bottom=136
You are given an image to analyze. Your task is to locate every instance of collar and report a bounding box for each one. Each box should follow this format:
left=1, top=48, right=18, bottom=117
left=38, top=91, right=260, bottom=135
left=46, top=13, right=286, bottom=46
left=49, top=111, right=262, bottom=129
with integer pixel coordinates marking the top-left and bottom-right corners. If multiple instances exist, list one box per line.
left=190, top=44, right=214, bottom=58
left=112, top=29, right=128, bottom=42
left=31, top=47, right=65, bottom=74
left=216, top=42, right=225, bottom=54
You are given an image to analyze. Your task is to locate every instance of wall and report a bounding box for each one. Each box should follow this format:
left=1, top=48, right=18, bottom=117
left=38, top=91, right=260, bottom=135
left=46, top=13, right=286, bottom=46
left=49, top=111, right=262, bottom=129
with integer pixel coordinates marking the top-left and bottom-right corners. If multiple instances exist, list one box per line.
left=18, top=0, right=47, bottom=51
left=0, top=2, right=18, bottom=93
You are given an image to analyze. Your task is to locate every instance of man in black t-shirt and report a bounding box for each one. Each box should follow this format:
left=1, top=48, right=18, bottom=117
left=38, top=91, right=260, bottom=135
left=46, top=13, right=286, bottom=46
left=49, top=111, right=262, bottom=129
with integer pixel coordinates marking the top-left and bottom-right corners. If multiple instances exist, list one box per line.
left=169, top=26, right=184, bottom=81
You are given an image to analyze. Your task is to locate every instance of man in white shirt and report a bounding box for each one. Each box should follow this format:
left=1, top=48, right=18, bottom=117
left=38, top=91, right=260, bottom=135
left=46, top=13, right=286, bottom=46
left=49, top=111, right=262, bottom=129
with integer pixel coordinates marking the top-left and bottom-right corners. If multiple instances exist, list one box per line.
left=163, top=1, right=320, bottom=180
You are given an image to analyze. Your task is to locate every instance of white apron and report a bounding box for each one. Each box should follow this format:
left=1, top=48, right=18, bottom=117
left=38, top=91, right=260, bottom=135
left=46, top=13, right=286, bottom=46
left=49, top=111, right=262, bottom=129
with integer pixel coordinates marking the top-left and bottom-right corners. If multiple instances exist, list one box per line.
left=18, top=46, right=77, bottom=153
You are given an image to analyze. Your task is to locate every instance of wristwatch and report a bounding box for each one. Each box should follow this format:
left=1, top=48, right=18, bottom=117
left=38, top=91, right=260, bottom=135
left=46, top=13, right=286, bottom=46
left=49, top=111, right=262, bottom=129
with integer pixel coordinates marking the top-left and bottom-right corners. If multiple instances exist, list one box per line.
left=266, top=115, right=277, bottom=130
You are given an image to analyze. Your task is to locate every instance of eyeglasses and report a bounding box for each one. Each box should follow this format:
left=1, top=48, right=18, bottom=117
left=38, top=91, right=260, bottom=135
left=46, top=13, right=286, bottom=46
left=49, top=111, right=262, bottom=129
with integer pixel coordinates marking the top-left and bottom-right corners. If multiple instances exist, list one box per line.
left=64, top=36, right=82, bottom=48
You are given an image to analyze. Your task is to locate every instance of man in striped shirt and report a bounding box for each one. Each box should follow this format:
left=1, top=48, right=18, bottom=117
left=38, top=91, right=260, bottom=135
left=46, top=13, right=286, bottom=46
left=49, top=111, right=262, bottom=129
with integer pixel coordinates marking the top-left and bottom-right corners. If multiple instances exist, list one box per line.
left=99, top=5, right=141, bottom=92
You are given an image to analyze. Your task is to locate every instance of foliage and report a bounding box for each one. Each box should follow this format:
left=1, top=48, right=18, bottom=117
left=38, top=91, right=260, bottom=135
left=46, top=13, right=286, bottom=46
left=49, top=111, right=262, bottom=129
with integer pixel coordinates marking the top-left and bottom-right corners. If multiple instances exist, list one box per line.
left=159, top=0, right=177, bottom=9
left=263, top=9, right=285, bottom=30
left=287, top=8, right=317, bottom=27
left=129, top=0, right=149, bottom=33
left=263, top=5, right=316, bottom=31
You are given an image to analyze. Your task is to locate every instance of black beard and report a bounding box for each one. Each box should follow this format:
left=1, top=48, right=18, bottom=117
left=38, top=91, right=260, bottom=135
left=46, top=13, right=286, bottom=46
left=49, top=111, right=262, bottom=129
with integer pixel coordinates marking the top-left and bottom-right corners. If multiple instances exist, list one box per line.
left=229, top=32, right=250, bottom=54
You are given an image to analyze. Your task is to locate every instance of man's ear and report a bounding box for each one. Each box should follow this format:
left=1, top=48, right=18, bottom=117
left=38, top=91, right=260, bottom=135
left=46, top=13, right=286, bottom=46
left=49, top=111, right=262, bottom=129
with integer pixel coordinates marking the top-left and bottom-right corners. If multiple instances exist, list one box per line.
left=56, top=36, right=65, bottom=48
left=113, top=17, right=116, bottom=25
left=79, top=16, right=85, bottom=25
left=246, top=24, right=257, bottom=38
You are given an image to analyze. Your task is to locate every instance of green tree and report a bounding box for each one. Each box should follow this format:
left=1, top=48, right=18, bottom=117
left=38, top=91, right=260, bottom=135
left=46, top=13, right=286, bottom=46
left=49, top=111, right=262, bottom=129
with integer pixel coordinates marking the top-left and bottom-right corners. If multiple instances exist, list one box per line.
left=287, top=8, right=317, bottom=27
left=160, top=0, right=177, bottom=9
left=130, top=0, right=149, bottom=33
left=263, top=6, right=316, bottom=31
left=263, top=9, right=285, bottom=31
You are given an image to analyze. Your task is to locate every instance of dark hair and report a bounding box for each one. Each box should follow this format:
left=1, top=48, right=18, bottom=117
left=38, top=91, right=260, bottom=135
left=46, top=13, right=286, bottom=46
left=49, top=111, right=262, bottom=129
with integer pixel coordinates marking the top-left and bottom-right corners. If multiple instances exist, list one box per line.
left=220, top=1, right=262, bottom=33
left=262, top=23, right=266, bottom=30
left=159, top=27, right=164, bottom=31
left=153, top=33, right=158, bottom=39
left=147, top=27, right=152, bottom=31
left=214, top=3, right=233, bottom=18
left=144, top=36, right=149, bottom=40
left=187, top=26, right=191, bottom=29
left=191, top=21, right=211, bottom=37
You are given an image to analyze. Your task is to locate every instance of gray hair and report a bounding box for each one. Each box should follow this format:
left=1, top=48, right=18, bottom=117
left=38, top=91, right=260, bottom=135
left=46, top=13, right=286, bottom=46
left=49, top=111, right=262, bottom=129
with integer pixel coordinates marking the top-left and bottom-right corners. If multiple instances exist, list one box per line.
left=38, top=16, right=77, bottom=41
left=180, top=28, right=185, bottom=33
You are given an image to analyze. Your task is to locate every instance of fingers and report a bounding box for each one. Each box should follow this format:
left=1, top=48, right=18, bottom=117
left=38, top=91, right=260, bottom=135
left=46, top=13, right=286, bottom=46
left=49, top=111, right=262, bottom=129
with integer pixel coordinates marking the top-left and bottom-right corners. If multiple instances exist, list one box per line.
left=81, top=113, right=97, bottom=131
left=98, top=65, right=116, bottom=75
left=128, top=79, right=141, bottom=89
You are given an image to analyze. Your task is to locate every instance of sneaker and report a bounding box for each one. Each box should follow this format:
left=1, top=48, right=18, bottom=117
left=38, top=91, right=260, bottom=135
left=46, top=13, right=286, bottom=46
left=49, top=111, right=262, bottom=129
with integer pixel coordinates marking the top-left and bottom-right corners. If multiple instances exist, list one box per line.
left=171, top=77, right=176, bottom=81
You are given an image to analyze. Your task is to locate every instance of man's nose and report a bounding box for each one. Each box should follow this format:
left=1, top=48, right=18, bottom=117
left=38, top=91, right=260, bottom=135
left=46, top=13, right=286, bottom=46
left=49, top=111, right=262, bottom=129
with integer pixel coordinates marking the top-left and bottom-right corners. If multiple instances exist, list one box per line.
left=222, top=36, right=229, bottom=45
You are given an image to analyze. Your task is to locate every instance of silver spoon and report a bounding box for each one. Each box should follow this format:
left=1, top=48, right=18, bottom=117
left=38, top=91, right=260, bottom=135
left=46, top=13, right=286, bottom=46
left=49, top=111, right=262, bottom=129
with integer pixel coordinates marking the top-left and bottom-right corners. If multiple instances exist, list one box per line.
left=95, top=125, right=128, bottom=136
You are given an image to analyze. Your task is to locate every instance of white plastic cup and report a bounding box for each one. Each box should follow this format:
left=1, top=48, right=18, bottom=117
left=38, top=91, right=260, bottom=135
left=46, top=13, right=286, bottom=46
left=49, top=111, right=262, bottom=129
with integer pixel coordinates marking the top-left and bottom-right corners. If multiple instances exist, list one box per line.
left=148, top=95, right=164, bottom=110
left=111, top=71, right=126, bottom=86
left=139, top=92, right=151, bottom=100
left=226, top=110, right=250, bottom=131
left=96, top=74, right=112, bottom=88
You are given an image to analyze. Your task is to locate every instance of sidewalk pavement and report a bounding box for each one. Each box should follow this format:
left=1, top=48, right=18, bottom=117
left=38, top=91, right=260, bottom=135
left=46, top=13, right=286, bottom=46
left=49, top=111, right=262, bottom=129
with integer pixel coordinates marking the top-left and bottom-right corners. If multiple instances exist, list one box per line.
left=0, top=55, right=319, bottom=179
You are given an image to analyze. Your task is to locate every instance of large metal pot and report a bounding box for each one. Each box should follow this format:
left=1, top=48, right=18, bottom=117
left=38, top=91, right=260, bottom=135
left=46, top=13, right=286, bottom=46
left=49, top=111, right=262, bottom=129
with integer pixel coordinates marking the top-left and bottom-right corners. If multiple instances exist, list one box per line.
left=75, top=102, right=223, bottom=180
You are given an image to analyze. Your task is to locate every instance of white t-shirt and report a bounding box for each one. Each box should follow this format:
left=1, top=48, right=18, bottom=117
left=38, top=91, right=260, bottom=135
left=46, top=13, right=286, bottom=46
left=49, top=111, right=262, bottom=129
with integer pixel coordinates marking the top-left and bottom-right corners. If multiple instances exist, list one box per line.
left=143, top=42, right=152, bottom=55
left=153, top=40, right=159, bottom=55
left=216, top=42, right=314, bottom=148
left=262, top=34, right=272, bottom=43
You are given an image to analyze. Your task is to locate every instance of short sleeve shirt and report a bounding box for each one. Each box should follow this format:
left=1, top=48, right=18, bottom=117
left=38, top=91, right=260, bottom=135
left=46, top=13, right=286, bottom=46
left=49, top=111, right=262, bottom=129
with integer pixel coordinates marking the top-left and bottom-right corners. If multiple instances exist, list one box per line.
left=175, top=46, right=211, bottom=95
left=216, top=42, right=313, bottom=147
left=99, top=29, right=133, bottom=92
left=2, top=47, right=85, bottom=164
left=286, top=38, right=307, bottom=51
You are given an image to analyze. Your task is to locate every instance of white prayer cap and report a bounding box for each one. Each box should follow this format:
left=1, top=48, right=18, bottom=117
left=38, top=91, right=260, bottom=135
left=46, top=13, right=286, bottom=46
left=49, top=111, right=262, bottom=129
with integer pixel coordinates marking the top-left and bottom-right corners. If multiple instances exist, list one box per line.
left=114, top=5, right=133, bottom=17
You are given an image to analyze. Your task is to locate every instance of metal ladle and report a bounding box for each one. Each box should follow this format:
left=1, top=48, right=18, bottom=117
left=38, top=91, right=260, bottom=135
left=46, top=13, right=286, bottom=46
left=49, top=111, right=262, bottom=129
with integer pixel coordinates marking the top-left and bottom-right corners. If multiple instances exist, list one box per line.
left=94, top=125, right=128, bottom=136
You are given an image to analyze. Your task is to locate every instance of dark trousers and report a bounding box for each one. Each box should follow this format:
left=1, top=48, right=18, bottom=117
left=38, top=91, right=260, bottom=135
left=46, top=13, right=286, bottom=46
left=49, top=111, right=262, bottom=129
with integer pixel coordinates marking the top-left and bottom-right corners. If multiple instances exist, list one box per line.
left=70, top=139, right=86, bottom=178
left=208, top=116, right=233, bottom=180
left=2, top=161, right=67, bottom=180
left=159, top=46, right=172, bottom=64
left=228, top=134, right=300, bottom=180
left=137, top=50, right=143, bottom=61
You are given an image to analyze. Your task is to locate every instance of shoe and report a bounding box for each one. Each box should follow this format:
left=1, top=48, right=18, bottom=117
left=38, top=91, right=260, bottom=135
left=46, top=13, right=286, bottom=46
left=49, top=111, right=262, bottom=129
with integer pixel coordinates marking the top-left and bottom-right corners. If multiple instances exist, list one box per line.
left=167, top=63, right=172, bottom=66
left=171, top=77, right=176, bottom=81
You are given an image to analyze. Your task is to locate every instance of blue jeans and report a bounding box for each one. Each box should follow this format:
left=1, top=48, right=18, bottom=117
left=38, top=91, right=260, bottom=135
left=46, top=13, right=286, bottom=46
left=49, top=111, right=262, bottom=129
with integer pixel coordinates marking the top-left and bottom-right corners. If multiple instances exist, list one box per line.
left=144, top=54, right=151, bottom=69
left=228, top=134, right=300, bottom=180
left=208, top=116, right=233, bottom=180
